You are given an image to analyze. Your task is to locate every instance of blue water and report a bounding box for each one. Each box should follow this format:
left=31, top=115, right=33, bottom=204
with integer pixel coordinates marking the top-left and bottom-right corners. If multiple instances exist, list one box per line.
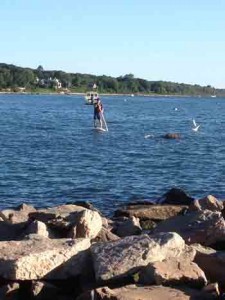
left=0, top=94, right=225, bottom=214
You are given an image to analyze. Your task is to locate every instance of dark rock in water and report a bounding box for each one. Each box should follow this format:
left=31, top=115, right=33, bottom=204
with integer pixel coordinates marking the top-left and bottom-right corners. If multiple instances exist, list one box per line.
left=163, top=133, right=181, bottom=139
left=160, top=188, right=194, bottom=205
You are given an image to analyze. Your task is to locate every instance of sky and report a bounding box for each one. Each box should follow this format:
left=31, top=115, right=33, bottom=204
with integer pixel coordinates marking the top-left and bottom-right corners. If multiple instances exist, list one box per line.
left=1, top=0, right=225, bottom=88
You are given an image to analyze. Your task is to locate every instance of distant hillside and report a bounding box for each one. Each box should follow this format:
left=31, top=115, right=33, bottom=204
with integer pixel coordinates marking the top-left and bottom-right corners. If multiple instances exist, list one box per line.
left=0, top=63, right=224, bottom=96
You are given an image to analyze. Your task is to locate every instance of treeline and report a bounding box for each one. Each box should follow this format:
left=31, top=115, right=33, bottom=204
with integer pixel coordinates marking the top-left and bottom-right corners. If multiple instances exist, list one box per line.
left=0, top=63, right=224, bottom=96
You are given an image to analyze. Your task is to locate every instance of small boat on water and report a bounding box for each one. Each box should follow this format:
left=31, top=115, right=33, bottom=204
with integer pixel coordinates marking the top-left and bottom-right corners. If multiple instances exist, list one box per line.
left=84, top=91, right=99, bottom=105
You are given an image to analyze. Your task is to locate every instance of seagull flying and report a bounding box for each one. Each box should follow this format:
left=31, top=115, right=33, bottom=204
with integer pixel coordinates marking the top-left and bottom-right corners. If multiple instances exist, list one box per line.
left=192, top=119, right=200, bottom=132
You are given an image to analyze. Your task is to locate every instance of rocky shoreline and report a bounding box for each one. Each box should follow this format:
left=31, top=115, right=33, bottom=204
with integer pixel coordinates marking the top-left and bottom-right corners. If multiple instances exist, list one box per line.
left=0, top=189, right=224, bottom=299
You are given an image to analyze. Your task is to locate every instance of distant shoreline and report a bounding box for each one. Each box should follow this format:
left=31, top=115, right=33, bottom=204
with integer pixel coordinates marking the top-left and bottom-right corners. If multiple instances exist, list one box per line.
left=0, top=91, right=219, bottom=98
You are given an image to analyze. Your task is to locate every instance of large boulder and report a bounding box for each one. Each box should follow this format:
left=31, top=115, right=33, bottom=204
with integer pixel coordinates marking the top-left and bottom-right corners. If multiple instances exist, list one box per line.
left=91, top=232, right=185, bottom=282
left=137, top=245, right=207, bottom=288
left=154, top=210, right=225, bottom=246
left=189, top=195, right=224, bottom=212
left=0, top=236, right=90, bottom=280
left=114, top=205, right=187, bottom=221
left=192, top=243, right=225, bottom=289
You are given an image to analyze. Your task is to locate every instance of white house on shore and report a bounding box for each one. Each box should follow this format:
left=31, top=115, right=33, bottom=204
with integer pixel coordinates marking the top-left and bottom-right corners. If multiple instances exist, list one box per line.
left=35, top=77, right=62, bottom=89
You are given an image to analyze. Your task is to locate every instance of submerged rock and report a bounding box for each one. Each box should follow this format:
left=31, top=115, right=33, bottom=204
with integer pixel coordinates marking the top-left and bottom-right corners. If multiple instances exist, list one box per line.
left=163, top=133, right=181, bottom=139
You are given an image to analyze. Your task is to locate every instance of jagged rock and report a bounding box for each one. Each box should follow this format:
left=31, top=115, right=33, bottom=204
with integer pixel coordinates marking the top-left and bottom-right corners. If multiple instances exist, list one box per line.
left=154, top=210, right=225, bottom=246
left=67, top=209, right=102, bottom=239
left=29, top=204, right=85, bottom=225
left=114, top=205, right=187, bottom=221
left=192, top=243, right=225, bottom=289
left=160, top=188, right=194, bottom=205
left=23, top=220, right=50, bottom=238
left=0, top=203, right=36, bottom=224
left=91, top=232, right=185, bottom=282
left=137, top=245, right=205, bottom=287
left=189, top=195, right=224, bottom=212
left=0, top=236, right=90, bottom=280
left=163, top=133, right=181, bottom=139
left=116, top=216, right=142, bottom=237
left=77, top=285, right=217, bottom=300
left=29, top=205, right=102, bottom=239
left=92, top=227, right=120, bottom=243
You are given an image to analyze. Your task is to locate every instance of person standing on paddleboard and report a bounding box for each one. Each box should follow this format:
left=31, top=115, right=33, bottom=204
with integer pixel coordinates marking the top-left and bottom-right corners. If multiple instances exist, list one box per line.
left=94, top=98, right=104, bottom=128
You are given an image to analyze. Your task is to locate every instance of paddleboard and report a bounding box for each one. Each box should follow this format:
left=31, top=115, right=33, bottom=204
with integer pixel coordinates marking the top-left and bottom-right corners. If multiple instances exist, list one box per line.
left=94, top=127, right=107, bottom=132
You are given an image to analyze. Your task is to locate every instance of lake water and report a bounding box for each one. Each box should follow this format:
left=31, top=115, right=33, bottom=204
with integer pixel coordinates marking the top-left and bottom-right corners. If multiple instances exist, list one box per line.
left=0, top=94, right=224, bottom=215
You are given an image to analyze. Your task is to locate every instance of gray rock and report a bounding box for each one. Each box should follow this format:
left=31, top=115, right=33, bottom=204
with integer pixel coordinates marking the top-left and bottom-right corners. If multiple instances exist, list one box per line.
left=138, top=257, right=207, bottom=288
left=154, top=210, right=225, bottom=246
left=116, top=216, right=142, bottom=237
left=23, top=220, right=50, bottom=238
left=0, top=236, right=90, bottom=280
left=91, top=232, right=185, bottom=281
left=189, top=195, right=224, bottom=212
left=192, top=243, right=225, bottom=288
left=29, top=204, right=102, bottom=239
left=0, top=203, right=36, bottom=224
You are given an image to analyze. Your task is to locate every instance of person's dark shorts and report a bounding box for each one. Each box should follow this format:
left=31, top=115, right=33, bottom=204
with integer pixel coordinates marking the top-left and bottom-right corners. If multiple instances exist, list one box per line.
left=94, top=112, right=101, bottom=120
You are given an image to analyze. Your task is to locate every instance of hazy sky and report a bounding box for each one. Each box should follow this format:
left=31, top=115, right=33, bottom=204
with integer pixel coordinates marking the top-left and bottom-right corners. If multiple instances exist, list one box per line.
left=1, top=0, right=225, bottom=88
